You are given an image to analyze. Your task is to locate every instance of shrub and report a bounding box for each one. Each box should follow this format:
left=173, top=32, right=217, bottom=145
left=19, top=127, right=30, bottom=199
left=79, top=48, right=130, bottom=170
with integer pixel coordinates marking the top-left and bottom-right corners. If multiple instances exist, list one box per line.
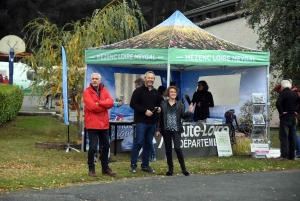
left=232, top=137, right=252, bottom=155
left=0, top=84, right=24, bottom=125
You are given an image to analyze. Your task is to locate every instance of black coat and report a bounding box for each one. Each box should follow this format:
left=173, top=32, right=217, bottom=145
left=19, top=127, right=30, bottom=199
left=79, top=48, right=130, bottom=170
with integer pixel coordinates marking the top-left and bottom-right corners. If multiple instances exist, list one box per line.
left=192, top=90, right=214, bottom=120
left=276, top=88, right=300, bottom=116
left=156, top=100, right=191, bottom=133
left=130, top=85, right=162, bottom=124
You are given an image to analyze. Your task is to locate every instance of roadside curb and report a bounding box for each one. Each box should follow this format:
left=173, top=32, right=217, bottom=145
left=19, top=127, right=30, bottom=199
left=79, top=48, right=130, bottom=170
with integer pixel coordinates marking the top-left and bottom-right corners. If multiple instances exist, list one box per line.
left=18, top=111, right=78, bottom=125
left=18, top=111, right=56, bottom=116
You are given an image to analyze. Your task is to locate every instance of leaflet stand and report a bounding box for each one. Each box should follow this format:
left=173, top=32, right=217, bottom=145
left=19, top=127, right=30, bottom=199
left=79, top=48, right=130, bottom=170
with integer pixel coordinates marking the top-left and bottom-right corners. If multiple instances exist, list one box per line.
left=250, top=93, right=269, bottom=158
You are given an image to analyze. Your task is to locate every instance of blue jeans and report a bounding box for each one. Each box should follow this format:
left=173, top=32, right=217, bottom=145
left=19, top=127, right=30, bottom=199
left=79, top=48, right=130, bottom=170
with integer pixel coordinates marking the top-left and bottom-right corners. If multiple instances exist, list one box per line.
left=294, top=126, right=300, bottom=156
left=131, top=123, right=155, bottom=167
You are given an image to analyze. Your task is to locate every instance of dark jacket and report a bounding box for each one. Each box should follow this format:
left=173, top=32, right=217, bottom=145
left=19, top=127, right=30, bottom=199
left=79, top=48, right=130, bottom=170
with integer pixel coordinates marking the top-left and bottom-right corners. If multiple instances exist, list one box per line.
left=274, top=84, right=300, bottom=115
left=130, top=85, right=162, bottom=124
left=276, top=87, right=300, bottom=117
left=156, top=100, right=191, bottom=133
left=192, top=90, right=214, bottom=119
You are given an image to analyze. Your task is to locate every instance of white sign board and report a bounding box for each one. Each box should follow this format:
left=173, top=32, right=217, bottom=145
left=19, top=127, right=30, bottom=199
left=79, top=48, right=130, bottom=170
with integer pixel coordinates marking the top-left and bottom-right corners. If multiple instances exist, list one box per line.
left=250, top=143, right=269, bottom=154
left=215, top=131, right=233, bottom=157
left=266, top=149, right=280, bottom=158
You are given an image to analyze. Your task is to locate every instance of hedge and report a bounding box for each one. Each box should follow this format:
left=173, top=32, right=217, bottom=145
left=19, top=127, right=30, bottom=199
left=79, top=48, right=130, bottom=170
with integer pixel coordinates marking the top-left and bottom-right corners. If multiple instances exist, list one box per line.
left=0, top=84, right=24, bottom=125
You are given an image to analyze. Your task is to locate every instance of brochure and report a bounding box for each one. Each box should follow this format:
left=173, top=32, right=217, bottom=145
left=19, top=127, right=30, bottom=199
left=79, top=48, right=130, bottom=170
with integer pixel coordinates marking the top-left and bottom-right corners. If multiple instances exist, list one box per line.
left=252, top=93, right=265, bottom=104
left=252, top=114, right=265, bottom=125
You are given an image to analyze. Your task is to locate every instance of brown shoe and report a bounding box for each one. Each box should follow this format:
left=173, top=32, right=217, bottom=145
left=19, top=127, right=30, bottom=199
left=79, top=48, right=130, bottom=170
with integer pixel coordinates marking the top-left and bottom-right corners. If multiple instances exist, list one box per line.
left=276, top=157, right=287, bottom=161
left=88, top=171, right=98, bottom=177
left=102, top=168, right=116, bottom=176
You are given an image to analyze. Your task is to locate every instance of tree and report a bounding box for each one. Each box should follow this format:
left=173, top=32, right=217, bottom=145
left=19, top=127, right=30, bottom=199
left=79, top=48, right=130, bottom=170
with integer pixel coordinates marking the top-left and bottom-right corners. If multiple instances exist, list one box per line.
left=241, top=0, right=300, bottom=84
left=0, top=0, right=217, bottom=49
left=22, top=0, right=146, bottom=138
left=0, top=0, right=103, bottom=45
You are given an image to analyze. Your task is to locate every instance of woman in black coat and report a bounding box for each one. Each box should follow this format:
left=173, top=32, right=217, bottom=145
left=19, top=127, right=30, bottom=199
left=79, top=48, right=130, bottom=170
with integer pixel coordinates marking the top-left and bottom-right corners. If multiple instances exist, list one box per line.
left=192, top=80, right=214, bottom=122
left=156, top=86, right=194, bottom=176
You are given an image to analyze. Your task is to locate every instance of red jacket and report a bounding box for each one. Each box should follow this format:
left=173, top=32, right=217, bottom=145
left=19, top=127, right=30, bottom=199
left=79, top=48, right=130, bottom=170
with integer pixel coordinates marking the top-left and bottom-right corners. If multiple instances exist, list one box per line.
left=84, top=83, right=114, bottom=129
left=274, top=83, right=300, bottom=95
left=3, top=78, right=9, bottom=84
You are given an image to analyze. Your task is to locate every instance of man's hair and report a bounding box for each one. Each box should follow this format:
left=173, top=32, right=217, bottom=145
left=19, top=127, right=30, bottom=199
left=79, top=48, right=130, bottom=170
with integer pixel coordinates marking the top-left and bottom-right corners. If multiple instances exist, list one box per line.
left=91, top=73, right=101, bottom=80
left=281, top=80, right=292, bottom=89
left=144, top=71, right=155, bottom=77
left=158, top=85, right=166, bottom=96
left=134, top=78, right=145, bottom=85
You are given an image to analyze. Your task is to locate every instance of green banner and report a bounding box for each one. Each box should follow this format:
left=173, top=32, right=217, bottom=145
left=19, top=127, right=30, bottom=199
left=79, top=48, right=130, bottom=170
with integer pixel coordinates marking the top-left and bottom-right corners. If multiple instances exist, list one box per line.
left=85, top=49, right=168, bottom=65
left=169, top=49, right=270, bottom=66
left=85, top=49, right=269, bottom=67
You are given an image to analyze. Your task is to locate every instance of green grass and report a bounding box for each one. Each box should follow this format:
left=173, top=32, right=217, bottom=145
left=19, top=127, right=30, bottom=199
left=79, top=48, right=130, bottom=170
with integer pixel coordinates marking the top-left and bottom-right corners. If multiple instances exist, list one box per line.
left=0, top=116, right=299, bottom=193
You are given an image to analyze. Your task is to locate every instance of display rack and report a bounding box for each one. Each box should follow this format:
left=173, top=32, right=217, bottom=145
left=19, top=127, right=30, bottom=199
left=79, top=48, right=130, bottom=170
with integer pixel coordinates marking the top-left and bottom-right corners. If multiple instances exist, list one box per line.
left=251, top=93, right=268, bottom=158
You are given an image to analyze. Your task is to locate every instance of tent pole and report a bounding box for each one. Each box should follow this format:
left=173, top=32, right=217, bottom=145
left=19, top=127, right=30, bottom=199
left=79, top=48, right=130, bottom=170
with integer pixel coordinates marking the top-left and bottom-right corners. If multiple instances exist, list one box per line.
left=167, top=63, right=170, bottom=87
left=179, top=66, right=183, bottom=99
left=266, top=65, right=270, bottom=149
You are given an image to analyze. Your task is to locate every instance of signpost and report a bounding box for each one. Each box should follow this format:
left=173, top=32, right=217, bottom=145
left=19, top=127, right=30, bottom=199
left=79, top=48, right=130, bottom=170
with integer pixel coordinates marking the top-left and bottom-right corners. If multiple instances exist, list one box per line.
left=0, top=35, right=26, bottom=85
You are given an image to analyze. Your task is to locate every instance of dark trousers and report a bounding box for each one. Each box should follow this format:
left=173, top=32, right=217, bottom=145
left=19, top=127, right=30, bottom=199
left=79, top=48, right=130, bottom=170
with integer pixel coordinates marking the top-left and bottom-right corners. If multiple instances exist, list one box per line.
left=193, top=114, right=207, bottom=122
left=162, top=130, right=186, bottom=170
left=87, top=129, right=110, bottom=171
left=279, top=115, right=296, bottom=159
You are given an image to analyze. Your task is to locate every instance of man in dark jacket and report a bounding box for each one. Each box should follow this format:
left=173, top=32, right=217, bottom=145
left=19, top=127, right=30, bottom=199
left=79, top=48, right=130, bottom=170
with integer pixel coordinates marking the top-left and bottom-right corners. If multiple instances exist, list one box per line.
left=276, top=80, right=300, bottom=160
left=273, top=79, right=300, bottom=159
left=129, top=71, right=162, bottom=173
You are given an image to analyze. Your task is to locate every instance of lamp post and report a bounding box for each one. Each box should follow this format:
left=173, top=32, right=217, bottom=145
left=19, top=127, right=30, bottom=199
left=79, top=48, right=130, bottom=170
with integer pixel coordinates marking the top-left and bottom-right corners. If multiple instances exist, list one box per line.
left=8, top=47, right=14, bottom=85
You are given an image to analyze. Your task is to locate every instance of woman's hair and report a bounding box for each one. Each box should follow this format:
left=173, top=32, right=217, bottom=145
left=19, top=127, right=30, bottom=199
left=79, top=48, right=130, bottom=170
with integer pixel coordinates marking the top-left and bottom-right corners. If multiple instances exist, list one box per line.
left=166, top=85, right=178, bottom=96
left=198, top=80, right=209, bottom=91
left=158, top=85, right=166, bottom=96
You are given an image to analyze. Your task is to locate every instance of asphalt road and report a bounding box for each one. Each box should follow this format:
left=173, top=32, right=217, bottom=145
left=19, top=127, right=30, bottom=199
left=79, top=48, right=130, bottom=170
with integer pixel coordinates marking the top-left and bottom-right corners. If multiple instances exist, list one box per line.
left=0, top=169, right=300, bottom=201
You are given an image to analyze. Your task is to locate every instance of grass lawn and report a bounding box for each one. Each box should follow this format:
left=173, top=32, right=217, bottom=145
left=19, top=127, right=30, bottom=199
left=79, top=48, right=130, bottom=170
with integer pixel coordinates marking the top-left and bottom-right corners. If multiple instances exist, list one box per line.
left=0, top=116, right=299, bottom=193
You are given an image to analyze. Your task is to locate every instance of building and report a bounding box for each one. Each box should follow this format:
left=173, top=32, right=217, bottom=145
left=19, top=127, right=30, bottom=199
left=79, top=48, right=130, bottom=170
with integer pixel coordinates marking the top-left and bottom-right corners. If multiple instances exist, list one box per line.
left=183, top=0, right=279, bottom=127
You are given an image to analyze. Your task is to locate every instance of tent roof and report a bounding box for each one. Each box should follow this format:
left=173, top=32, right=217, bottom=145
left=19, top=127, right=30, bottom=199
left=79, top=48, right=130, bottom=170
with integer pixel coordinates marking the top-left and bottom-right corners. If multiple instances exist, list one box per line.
left=85, top=11, right=269, bottom=68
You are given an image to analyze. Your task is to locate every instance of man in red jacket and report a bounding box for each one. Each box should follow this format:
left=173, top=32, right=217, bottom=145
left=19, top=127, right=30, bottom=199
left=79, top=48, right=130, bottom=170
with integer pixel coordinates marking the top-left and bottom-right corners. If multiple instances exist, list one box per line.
left=84, top=73, right=116, bottom=177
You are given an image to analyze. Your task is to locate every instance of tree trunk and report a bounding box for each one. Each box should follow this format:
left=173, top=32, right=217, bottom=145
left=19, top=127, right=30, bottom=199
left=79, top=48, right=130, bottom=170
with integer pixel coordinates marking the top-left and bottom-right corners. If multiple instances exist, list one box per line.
left=76, top=98, right=83, bottom=139
left=152, top=0, right=158, bottom=27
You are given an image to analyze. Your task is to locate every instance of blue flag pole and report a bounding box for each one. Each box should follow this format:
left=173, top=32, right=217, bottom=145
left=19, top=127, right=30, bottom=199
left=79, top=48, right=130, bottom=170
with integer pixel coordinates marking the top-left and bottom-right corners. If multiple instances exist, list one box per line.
left=62, top=46, right=69, bottom=126
left=62, top=46, right=79, bottom=152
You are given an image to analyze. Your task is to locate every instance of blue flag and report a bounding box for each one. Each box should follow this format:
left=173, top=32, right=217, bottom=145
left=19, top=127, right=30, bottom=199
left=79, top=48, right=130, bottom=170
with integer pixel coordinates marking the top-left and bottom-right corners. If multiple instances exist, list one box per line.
left=62, top=46, right=69, bottom=126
